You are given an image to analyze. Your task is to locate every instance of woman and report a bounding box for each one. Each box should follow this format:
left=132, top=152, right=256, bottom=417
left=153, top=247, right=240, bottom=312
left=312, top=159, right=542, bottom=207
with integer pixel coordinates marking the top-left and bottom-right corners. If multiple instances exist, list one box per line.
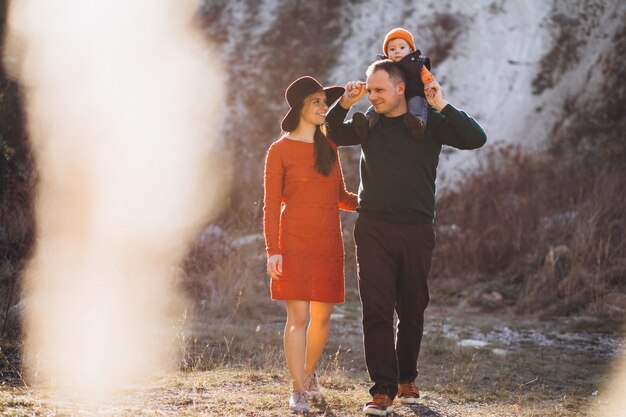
left=263, top=76, right=357, bottom=413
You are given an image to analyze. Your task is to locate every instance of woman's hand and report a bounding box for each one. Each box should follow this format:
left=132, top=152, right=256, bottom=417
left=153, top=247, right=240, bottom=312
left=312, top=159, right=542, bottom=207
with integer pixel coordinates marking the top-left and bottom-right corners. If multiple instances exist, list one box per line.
left=339, top=81, right=367, bottom=109
left=267, top=254, right=283, bottom=279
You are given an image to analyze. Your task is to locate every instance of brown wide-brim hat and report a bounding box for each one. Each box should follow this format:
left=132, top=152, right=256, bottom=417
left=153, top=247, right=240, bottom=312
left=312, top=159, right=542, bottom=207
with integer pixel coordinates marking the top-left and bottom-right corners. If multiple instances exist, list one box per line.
left=281, top=76, right=345, bottom=132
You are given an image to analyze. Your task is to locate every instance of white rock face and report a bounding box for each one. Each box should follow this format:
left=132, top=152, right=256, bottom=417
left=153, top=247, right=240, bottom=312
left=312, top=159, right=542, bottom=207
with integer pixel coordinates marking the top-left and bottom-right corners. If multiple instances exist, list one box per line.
left=204, top=0, right=625, bottom=189
left=327, top=0, right=624, bottom=187
left=326, top=0, right=551, bottom=186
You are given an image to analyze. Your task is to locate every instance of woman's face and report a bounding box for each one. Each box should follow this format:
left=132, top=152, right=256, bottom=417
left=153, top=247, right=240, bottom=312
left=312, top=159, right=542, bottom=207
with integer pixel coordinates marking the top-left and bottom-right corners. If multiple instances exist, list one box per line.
left=299, top=91, right=329, bottom=127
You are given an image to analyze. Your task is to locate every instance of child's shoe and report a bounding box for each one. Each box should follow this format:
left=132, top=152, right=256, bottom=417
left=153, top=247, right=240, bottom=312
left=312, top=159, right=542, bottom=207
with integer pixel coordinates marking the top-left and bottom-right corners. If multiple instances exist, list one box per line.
left=289, top=390, right=310, bottom=413
left=352, top=112, right=370, bottom=141
left=403, top=113, right=425, bottom=140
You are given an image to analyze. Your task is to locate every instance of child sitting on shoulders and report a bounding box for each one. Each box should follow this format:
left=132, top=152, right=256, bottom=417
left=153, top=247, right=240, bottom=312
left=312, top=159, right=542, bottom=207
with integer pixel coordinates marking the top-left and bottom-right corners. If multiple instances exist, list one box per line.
left=353, top=27, right=436, bottom=140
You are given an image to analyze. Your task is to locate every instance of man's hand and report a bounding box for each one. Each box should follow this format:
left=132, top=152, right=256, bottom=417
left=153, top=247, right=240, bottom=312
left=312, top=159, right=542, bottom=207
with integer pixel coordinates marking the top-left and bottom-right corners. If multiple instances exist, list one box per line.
left=267, top=254, right=283, bottom=279
left=425, top=80, right=449, bottom=112
left=339, top=81, right=367, bottom=110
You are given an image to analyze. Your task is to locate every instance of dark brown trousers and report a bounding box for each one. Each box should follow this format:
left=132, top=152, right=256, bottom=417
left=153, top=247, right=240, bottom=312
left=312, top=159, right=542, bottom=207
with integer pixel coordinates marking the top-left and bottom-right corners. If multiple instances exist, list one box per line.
left=354, top=214, right=435, bottom=398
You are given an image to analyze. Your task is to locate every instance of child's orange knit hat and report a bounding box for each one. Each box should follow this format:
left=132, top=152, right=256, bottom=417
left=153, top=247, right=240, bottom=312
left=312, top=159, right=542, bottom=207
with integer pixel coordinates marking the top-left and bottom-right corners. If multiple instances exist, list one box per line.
left=382, top=27, right=416, bottom=56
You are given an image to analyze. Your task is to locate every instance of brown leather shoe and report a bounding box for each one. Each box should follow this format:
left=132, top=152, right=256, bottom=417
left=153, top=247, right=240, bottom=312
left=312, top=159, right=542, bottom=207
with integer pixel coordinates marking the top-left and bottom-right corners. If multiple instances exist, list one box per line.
left=363, top=393, right=393, bottom=415
left=398, top=382, right=420, bottom=404
left=402, top=113, right=425, bottom=140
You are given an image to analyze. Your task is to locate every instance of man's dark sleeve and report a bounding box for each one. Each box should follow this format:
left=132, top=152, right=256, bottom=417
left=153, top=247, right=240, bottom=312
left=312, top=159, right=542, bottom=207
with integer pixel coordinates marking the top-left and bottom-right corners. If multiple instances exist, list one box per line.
left=434, top=104, right=487, bottom=150
left=325, top=102, right=362, bottom=146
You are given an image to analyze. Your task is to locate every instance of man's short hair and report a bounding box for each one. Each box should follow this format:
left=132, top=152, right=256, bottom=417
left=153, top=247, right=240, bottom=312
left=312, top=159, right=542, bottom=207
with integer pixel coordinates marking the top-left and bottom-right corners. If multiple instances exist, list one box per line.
left=366, top=59, right=406, bottom=86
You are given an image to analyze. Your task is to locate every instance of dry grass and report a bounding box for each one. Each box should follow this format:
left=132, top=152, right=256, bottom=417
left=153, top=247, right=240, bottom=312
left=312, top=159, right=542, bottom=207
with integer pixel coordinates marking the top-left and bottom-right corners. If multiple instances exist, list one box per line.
left=1, top=304, right=619, bottom=416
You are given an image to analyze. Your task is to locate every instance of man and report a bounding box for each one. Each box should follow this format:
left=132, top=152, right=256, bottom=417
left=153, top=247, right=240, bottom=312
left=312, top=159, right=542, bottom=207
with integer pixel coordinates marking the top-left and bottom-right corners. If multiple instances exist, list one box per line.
left=326, top=59, right=486, bottom=416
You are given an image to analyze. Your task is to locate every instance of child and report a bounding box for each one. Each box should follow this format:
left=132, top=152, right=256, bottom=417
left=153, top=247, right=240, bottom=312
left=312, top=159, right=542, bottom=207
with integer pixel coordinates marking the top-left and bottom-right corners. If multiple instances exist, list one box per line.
left=353, top=27, right=436, bottom=140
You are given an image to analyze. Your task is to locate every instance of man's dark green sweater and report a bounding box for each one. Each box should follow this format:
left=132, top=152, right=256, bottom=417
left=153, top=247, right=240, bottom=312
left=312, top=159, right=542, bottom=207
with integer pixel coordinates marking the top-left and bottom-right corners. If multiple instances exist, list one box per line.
left=326, top=103, right=487, bottom=224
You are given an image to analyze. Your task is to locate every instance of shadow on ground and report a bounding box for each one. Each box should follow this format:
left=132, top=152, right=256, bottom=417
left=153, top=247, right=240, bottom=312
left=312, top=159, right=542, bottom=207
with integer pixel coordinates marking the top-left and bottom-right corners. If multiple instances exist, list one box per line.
left=403, top=403, right=444, bottom=416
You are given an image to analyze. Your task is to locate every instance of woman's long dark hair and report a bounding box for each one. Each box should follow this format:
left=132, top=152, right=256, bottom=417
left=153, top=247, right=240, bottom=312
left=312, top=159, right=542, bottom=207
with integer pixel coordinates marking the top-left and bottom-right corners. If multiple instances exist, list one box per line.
left=284, top=100, right=337, bottom=176
left=313, top=124, right=336, bottom=176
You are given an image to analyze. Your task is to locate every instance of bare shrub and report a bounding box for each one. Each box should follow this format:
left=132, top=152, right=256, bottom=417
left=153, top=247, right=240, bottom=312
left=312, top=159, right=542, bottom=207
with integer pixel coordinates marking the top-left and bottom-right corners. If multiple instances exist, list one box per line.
left=179, top=225, right=279, bottom=321
left=434, top=143, right=625, bottom=316
left=434, top=146, right=546, bottom=277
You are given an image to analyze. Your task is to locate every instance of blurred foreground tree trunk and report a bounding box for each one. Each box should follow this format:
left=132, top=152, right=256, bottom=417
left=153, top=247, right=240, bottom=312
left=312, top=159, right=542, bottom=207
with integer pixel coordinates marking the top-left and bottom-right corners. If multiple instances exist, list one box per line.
left=0, top=0, right=35, bottom=337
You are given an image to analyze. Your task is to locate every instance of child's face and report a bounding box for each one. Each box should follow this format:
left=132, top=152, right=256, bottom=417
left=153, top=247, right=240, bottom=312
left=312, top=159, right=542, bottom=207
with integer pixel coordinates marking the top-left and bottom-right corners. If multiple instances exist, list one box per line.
left=387, top=38, right=413, bottom=62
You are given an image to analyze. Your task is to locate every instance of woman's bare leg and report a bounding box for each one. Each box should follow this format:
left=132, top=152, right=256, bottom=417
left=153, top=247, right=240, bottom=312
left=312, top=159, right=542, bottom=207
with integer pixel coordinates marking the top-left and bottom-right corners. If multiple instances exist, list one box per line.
left=304, top=301, right=334, bottom=376
left=284, top=300, right=309, bottom=391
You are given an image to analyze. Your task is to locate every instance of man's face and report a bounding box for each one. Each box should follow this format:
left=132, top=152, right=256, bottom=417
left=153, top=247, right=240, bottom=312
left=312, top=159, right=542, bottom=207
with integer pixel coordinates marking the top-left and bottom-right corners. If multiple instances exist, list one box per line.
left=386, top=38, right=413, bottom=62
left=366, top=70, right=404, bottom=117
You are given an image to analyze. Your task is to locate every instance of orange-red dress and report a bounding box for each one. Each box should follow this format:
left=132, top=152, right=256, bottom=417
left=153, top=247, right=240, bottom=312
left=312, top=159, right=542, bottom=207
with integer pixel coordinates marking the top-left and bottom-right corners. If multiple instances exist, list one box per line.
left=263, top=136, right=357, bottom=303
